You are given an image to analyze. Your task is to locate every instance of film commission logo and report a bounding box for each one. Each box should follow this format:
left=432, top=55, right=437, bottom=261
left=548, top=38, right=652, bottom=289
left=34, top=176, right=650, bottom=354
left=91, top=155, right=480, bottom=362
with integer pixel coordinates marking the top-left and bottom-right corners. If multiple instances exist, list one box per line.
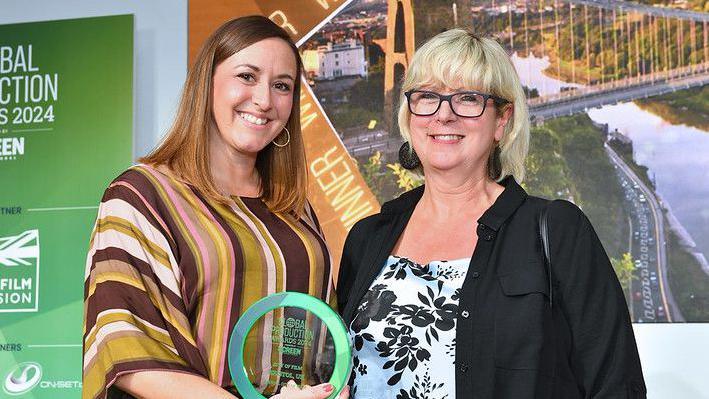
left=0, top=230, right=39, bottom=312
left=3, top=362, right=81, bottom=396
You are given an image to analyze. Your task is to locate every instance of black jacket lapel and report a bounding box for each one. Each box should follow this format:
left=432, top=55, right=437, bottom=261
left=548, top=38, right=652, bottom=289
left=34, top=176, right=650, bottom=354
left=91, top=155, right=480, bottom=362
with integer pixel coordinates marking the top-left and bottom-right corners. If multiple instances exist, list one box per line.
left=341, top=187, right=423, bottom=323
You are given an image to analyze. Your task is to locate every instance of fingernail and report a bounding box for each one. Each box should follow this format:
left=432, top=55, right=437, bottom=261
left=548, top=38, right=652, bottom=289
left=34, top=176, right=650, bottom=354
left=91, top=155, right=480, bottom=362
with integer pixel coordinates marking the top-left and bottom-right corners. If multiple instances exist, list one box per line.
left=323, top=383, right=333, bottom=392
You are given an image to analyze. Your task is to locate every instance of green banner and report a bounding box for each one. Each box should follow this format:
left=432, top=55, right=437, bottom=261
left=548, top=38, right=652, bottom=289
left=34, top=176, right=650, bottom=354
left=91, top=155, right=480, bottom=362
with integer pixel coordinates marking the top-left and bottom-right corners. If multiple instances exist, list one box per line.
left=0, top=15, right=133, bottom=398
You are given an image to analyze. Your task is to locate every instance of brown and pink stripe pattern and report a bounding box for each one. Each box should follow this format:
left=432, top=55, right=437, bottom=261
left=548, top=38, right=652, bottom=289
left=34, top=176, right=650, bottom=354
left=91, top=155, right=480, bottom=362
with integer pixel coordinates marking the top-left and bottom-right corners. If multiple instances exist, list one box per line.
left=83, top=165, right=335, bottom=399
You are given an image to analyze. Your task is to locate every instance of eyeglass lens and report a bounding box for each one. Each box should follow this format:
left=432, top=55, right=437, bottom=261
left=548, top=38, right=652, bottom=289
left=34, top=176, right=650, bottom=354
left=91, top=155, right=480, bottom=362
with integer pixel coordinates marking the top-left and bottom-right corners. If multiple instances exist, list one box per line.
left=408, top=91, right=487, bottom=117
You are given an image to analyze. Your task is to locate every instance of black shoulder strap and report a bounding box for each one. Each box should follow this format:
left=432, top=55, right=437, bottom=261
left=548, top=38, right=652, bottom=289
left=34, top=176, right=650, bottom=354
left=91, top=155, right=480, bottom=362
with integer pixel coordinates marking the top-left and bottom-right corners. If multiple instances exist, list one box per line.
left=538, top=201, right=553, bottom=308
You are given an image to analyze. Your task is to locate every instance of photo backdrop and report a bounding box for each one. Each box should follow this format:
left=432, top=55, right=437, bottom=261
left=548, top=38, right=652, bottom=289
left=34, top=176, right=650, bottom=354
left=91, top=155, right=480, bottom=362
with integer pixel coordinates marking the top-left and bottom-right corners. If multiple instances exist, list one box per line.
left=190, top=0, right=709, bottom=325
left=1, top=1, right=707, bottom=397
left=0, top=15, right=133, bottom=398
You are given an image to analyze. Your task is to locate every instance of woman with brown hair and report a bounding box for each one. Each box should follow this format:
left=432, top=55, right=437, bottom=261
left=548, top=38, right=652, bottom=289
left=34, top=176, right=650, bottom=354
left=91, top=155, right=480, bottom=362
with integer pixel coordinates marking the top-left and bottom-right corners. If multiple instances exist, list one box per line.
left=83, top=16, right=347, bottom=399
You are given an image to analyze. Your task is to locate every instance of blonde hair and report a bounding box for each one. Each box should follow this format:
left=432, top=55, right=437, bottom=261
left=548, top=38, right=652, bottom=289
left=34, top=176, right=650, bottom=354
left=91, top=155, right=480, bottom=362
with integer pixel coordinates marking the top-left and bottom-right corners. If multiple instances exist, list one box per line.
left=140, top=16, right=307, bottom=214
left=397, top=28, right=529, bottom=182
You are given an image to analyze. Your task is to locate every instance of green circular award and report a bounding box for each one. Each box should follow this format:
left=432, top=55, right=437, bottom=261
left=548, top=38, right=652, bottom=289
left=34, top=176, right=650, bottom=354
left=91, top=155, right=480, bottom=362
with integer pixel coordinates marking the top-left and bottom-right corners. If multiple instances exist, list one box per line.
left=228, top=292, right=351, bottom=398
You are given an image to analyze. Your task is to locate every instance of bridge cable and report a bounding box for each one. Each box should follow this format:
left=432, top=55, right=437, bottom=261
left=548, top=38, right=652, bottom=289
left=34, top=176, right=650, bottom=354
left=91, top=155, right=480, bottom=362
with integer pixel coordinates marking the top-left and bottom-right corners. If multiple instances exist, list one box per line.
left=570, top=2, right=576, bottom=83
left=555, top=0, right=561, bottom=83
left=664, top=16, right=670, bottom=72
left=508, top=0, right=514, bottom=50
left=539, top=0, right=546, bottom=95
left=613, top=8, right=619, bottom=83
left=635, top=13, right=641, bottom=82
left=584, top=4, right=591, bottom=85
left=524, top=2, right=530, bottom=98
left=599, top=7, right=605, bottom=85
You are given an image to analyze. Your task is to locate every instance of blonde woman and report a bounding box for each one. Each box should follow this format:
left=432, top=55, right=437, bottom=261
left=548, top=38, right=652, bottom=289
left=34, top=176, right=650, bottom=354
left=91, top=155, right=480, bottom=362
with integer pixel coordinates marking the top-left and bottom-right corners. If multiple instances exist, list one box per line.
left=83, top=16, right=347, bottom=399
left=337, top=29, right=645, bottom=398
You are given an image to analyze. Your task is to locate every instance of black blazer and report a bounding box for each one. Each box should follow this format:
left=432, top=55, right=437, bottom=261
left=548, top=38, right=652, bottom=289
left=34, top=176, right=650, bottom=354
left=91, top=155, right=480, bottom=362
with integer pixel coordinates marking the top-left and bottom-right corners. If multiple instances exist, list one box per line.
left=337, top=177, right=646, bottom=399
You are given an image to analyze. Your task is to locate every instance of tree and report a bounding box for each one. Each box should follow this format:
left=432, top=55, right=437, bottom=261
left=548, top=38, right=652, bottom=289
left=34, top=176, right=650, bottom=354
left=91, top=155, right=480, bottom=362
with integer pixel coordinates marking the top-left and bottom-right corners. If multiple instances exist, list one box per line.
left=611, top=252, right=636, bottom=293
left=358, top=151, right=387, bottom=202
left=386, top=163, right=423, bottom=193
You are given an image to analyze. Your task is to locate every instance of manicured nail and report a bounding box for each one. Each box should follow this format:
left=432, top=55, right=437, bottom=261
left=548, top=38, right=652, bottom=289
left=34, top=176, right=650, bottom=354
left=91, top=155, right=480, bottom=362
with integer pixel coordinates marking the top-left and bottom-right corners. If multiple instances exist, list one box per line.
left=323, top=383, right=333, bottom=392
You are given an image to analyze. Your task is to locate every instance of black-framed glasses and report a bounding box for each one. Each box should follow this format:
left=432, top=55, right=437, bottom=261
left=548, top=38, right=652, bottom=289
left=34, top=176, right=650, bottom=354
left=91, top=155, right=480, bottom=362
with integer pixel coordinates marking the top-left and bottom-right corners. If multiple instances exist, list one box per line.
left=404, top=90, right=510, bottom=118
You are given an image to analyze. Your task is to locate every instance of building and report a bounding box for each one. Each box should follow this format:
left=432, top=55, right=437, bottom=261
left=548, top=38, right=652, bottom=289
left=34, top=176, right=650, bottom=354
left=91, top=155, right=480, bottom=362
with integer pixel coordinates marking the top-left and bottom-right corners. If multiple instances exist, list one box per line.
left=302, top=39, right=367, bottom=80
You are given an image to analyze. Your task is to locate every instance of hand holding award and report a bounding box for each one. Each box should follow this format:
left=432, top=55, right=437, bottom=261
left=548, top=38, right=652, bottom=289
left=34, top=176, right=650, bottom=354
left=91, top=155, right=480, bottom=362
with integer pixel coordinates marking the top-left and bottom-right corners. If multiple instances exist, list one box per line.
left=228, top=292, right=352, bottom=399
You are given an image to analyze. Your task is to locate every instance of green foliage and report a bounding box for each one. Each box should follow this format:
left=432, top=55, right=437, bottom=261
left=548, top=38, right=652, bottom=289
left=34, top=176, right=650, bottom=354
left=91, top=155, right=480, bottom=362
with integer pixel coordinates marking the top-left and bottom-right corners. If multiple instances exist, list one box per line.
left=323, top=72, right=385, bottom=130
left=530, top=114, right=628, bottom=259
left=357, top=151, right=389, bottom=203
left=355, top=153, right=424, bottom=202
left=635, top=0, right=707, bottom=13
left=611, top=252, right=637, bottom=292
left=523, top=86, right=540, bottom=99
left=329, top=106, right=381, bottom=129
left=635, top=85, right=709, bottom=132
left=524, top=126, right=576, bottom=200
left=386, top=163, right=424, bottom=193
left=468, top=7, right=708, bottom=84
left=413, top=0, right=467, bottom=46
left=421, top=4, right=706, bottom=86
left=348, top=72, right=384, bottom=114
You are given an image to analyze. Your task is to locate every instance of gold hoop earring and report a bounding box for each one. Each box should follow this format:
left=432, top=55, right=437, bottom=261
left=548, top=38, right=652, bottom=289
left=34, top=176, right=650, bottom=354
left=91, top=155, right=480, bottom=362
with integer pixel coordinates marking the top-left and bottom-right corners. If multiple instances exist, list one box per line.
left=273, top=127, right=290, bottom=148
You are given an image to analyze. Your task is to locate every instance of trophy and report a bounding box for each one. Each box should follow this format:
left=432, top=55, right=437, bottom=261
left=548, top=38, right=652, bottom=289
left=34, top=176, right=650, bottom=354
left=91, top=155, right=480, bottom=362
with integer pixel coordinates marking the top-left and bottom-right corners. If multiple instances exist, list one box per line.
left=228, top=292, right=351, bottom=398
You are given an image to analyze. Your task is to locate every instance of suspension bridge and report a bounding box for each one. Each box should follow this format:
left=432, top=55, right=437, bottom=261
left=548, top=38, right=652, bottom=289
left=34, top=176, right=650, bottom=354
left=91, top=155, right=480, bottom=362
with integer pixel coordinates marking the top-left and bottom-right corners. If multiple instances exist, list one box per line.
left=493, top=0, right=709, bottom=120
left=344, top=0, right=708, bottom=155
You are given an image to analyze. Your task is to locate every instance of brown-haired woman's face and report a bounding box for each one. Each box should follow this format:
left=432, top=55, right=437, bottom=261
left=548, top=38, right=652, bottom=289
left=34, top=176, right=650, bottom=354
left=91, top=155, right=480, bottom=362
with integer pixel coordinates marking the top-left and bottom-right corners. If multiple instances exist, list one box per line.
left=211, top=37, right=297, bottom=157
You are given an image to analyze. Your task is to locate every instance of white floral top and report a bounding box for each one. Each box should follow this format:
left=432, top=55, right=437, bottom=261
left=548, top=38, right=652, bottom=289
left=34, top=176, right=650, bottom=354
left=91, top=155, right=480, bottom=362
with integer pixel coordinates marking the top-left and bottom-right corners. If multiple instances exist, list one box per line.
left=348, top=255, right=470, bottom=399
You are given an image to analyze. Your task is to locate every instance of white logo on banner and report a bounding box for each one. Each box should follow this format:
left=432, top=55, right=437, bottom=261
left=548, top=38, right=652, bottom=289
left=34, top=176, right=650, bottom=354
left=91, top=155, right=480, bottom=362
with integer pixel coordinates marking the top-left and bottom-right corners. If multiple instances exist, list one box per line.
left=3, top=362, right=42, bottom=395
left=0, top=136, right=24, bottom=161
left=0, top=230, right=39, bottom=266
left=0, top=229, right=40, bottom=312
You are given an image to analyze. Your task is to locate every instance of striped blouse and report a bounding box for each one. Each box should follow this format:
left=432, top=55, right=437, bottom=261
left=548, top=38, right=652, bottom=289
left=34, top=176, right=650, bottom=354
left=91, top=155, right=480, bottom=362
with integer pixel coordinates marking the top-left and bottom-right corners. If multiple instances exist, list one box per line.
left=83, top=165, right=336, bottom=399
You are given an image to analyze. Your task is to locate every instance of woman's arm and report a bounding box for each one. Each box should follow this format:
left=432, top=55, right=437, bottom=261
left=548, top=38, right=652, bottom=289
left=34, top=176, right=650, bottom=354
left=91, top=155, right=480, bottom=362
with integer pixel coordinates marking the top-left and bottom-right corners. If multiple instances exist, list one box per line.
left=550, top=202, right=646, bottom=398
left=116, top=373, right=349, bottom=399
left=83, top=174, right=206, bottom=399
left=115, top=371, right=235, bottom=399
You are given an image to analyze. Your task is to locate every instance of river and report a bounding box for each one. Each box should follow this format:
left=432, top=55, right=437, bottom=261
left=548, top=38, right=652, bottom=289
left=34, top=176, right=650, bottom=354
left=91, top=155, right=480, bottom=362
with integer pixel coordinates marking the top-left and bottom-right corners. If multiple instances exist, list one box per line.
left=512, top=53, right=709, bottom=260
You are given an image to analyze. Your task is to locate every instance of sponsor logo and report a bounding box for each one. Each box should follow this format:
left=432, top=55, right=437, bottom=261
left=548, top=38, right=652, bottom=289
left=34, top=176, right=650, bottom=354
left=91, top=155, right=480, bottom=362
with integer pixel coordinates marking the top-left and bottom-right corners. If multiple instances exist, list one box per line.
left=0, top=229, right=39, bottom=312
left=2, top=361, right=81, bottom=395
left=0, top=136, right=24, bottom=161
left=3, top=362, right=41, bottom=396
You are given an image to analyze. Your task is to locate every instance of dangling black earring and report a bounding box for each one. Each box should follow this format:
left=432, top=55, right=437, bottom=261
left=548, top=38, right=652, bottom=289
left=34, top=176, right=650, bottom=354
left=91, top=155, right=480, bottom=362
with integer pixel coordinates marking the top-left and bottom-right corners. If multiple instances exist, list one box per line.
left=399, top=142, right=421, bottom=170
left=487, top=144, right=502, bottom=180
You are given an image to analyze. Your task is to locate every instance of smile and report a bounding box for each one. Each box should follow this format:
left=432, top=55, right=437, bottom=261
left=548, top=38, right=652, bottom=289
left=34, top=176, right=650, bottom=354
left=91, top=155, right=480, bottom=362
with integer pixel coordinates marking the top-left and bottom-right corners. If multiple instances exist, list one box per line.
left=430, top=134, right=464, bottom=142
left=238, top=112, right=268, bottom=126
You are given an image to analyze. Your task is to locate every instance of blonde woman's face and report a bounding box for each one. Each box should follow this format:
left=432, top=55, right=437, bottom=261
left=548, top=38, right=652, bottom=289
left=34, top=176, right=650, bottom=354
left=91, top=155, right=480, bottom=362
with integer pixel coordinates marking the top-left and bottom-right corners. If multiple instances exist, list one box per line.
left=211, top=37, right=297, bottom=157
left=408, top=84, right=511, bottom=175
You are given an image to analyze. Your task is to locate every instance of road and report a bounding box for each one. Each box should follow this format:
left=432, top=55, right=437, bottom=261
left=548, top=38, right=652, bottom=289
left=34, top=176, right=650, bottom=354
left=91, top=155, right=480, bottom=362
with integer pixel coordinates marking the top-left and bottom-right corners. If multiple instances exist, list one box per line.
left=605, top=143, right=684, bottom=322
left=342, top=129, right=401, bottom=158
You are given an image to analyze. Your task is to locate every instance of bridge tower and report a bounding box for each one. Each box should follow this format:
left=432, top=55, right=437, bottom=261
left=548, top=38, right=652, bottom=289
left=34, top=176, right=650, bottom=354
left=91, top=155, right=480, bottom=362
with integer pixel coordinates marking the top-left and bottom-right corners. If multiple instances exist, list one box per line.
left=384, top=0, right=415, bottom=134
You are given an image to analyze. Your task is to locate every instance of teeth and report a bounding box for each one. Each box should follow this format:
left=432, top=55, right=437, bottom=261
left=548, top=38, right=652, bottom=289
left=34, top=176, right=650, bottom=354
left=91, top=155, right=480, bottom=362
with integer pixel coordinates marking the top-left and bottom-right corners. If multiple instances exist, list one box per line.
left=433, top=135, right=463, bottom=140
left=239, top=112, right=267, bottom=125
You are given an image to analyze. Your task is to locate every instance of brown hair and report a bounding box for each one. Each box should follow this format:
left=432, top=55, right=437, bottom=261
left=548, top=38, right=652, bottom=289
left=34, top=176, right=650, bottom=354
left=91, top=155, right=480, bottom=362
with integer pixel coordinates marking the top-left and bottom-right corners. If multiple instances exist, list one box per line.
left=140, top=15, right=307, bottom=214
